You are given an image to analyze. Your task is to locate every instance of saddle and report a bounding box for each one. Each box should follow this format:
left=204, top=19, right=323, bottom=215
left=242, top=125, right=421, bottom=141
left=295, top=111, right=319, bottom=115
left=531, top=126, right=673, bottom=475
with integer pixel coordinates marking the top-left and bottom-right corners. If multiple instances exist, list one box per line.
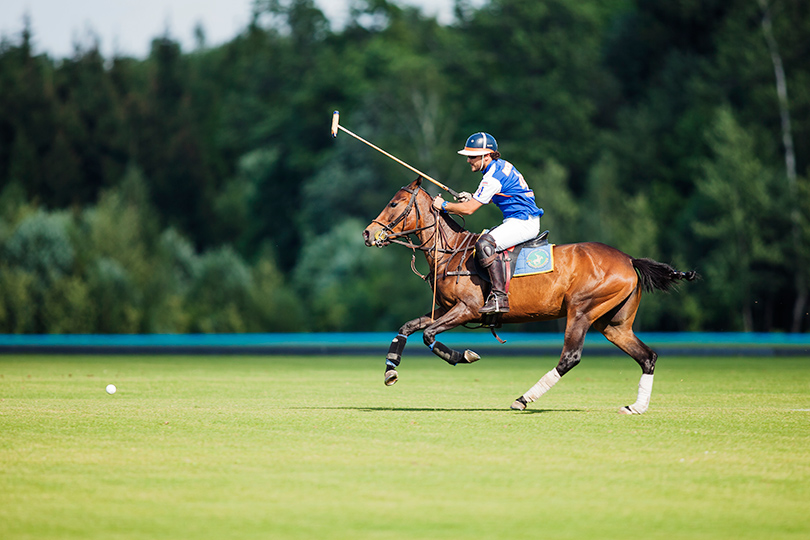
left=449, top=230, right=551, bottom=340
left=471, top=230, right=551, bottom=284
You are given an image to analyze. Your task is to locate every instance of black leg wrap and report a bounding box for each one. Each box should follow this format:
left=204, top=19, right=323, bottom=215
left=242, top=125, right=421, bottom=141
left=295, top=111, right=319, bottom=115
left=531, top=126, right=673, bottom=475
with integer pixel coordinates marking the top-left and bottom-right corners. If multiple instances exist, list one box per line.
left=386, top=334, right=407, bottom=371
left=431, top=341, right=464, bottom=366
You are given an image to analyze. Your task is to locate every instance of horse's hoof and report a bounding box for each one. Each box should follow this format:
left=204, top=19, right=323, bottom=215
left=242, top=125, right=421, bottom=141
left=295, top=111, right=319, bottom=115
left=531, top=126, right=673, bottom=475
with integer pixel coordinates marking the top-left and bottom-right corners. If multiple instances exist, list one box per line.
left=384, top=370, right=398, bottom=386
left=463, top=350, right=480, bottom=363
left=510, top=399, right=526, bottom=411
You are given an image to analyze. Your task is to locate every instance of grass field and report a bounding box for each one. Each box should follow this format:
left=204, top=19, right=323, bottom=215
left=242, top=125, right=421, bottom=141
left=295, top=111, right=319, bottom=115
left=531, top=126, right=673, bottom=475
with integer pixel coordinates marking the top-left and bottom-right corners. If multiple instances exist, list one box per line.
left=1, top=352, right=809, bottom=539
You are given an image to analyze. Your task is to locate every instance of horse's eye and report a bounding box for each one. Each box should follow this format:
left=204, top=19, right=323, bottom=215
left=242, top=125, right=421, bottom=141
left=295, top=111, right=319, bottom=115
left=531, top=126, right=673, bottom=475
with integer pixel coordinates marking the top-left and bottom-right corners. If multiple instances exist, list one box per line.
left=389, top=201, right=399, bottom=208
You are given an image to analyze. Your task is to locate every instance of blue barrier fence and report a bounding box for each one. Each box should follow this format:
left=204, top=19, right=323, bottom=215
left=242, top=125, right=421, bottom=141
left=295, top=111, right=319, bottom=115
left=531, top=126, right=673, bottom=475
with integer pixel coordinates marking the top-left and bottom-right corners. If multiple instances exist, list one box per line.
left=1, top=332, right=809, bottom=356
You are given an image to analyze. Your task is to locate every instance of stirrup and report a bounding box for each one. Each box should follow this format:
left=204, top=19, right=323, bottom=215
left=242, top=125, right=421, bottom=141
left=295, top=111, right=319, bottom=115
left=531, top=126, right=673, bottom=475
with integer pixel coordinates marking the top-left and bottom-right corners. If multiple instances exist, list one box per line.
left=479, top=293, right=509, bottom=314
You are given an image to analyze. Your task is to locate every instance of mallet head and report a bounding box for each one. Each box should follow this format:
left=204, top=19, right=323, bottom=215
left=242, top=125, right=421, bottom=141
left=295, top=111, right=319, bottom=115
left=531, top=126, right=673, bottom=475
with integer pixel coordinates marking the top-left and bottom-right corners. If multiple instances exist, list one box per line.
left=331, top=110, right=340, bottom=138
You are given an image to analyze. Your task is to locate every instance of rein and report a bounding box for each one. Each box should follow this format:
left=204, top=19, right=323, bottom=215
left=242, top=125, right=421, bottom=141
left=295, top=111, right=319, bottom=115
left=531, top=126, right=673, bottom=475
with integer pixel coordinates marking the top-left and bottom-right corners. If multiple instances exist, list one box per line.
left=372, top=183, right=478, bottom=282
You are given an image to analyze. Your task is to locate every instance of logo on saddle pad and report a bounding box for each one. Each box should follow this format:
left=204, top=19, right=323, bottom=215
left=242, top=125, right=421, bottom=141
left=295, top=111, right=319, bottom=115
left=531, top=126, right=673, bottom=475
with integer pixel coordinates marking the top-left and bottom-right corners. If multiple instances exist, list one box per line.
left=512, top=243, right=554, bottom=276
left=526, top=249, right=549, bottom=269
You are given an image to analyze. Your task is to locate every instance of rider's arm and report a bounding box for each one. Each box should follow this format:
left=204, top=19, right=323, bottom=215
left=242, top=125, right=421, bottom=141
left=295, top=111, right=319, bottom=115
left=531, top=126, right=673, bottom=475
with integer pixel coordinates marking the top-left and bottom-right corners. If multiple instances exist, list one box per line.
left=432, top=195, right=482, bottom=216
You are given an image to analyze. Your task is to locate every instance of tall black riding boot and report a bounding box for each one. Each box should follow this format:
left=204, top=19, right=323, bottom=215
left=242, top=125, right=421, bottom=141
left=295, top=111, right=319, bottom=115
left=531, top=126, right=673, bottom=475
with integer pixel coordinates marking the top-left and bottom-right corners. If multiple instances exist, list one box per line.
left=480, top=257, right=510, bottom=314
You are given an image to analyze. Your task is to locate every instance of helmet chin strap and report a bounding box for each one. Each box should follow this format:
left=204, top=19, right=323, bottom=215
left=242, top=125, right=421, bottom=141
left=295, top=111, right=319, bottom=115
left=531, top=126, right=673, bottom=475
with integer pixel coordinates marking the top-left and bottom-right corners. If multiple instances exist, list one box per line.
left=468, top=152, right=491, bottom=171
left=478, top=153, right=489, bottom=170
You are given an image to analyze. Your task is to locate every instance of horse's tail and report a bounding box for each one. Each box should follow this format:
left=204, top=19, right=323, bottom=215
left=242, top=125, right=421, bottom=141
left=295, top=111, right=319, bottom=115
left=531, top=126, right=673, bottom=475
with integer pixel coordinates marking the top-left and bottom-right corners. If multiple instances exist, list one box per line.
left=632, top=258, right=698, bottom=293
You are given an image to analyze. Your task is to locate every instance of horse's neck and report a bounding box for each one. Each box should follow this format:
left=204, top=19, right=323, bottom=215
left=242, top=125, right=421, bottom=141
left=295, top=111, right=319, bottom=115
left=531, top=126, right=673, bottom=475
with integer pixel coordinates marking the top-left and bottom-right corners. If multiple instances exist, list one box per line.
left=414, top=201, right=477, bottom=258
left=438, top=216, right=477, bottom=245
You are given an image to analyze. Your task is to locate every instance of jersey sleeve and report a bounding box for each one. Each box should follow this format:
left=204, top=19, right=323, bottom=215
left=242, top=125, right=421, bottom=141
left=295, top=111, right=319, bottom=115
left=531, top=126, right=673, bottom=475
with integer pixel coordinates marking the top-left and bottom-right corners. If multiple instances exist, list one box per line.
left=472, top=177, right=502, bottom=204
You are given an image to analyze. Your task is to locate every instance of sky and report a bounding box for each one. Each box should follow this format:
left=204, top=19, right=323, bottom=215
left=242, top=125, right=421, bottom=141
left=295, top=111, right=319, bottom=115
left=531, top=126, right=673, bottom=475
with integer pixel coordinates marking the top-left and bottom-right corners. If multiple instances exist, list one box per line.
left=0, top=0, right=460, bottom=59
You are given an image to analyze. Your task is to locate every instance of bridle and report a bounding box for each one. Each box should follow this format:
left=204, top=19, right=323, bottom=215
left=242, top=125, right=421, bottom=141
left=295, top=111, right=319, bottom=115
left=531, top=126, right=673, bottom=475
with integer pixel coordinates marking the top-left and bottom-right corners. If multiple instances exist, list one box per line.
left=369, top=183, right=478, bottom=282
left=369, top=184, right=437, bottom=250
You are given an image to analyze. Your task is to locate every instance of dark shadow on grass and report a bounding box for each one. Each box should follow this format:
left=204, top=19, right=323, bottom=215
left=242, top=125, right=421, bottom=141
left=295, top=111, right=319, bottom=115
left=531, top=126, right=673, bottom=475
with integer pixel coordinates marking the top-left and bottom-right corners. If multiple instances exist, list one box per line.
left=298, top=406, right=583, bottom=414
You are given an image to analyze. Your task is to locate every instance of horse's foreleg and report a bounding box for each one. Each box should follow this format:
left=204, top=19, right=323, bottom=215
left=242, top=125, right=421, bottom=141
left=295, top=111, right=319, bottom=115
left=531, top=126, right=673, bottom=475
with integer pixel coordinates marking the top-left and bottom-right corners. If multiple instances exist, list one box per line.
left=384, top=314, right=438, bottom=386
left=512, top=313, right=589, bottom=411
left=422, top=303, right=481, bottom=366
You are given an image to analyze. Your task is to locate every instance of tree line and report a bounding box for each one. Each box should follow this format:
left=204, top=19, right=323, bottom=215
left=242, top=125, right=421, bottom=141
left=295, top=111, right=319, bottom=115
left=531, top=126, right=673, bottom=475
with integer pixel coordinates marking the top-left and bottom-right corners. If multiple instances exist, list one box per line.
left=0, top=0, right=808, bottom=333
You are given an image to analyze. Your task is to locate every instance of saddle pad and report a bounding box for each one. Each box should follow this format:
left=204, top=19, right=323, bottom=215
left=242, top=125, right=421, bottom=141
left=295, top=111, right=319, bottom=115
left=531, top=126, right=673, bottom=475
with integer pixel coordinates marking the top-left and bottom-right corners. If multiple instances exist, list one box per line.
left=513, top=243, right=554, bottom=277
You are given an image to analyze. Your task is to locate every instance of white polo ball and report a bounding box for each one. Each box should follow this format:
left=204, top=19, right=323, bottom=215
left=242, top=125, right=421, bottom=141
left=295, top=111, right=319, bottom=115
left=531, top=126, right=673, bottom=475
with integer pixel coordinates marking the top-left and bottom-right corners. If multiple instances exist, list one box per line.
left=106, top=384, right=117, bottom=395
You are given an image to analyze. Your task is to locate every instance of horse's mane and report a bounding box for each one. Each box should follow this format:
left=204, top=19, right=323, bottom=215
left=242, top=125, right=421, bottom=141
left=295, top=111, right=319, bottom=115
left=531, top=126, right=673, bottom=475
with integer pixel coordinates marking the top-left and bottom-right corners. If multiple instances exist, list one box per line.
left=414, top=184, right=477, bottom=239
left=440, top=212, right=473, bottom=236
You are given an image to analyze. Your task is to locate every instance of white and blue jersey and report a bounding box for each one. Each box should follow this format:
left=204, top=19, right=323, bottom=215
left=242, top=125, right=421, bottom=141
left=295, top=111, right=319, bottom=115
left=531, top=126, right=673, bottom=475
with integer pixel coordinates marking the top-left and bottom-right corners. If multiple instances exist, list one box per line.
left=473, top=159, right=543, bottom=220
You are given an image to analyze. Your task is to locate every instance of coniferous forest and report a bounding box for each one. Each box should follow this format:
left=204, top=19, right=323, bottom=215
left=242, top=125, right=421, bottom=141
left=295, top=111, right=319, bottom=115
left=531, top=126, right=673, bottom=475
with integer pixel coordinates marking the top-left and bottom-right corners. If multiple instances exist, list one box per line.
left=1, top=0, right=808, bottom=333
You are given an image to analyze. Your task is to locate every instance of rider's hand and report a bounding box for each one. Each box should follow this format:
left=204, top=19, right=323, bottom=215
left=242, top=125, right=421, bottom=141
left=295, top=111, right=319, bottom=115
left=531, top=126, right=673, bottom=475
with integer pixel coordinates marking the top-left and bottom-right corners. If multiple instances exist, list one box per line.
left=432, top=194, right=445, bottom=211
left=456, top=191, right=472, bottom=203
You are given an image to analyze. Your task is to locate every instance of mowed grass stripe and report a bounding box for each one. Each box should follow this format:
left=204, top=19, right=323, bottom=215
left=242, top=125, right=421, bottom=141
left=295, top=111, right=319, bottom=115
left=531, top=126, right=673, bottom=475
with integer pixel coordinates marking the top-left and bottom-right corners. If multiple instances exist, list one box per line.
left=1, top=354, right=808, bottom=539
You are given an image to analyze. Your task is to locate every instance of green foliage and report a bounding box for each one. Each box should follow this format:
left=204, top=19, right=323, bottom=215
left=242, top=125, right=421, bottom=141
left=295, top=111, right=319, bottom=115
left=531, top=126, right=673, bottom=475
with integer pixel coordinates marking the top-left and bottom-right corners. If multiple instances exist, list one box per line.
left=294, top=218, right=428, bottom=331
left=4, top=210, right=75, bottom=288
left=0, top=265, right=36, bottom=333
left=531, top=159, right=580, bottom=245
left=87, top=258, right=142, bottom=333
left=1, top=0, right=809, bottom=332
left=186, top=247, right=254, bottom=333
left=0, top=177, right=299, bottom=333
left=799, top=177, right=810, bottom=276
left=251, top=254, right=306, bottom=332
left=692, top=106, right=786, bottom=331
left=145, top=229, right=197, bottom=333
left=40, top=275, right=96, bottom=333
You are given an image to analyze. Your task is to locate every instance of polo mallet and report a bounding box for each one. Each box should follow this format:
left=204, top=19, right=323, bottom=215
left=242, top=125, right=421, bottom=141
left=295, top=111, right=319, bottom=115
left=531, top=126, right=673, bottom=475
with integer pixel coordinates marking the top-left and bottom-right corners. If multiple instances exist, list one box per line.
left=331, top=111, right=460, bottom=199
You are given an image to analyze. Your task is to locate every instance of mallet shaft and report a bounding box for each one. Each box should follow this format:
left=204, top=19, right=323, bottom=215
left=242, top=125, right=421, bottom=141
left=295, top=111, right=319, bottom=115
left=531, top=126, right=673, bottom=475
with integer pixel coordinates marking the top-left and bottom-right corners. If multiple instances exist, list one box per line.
left=331, top=111, right=459, bottom=198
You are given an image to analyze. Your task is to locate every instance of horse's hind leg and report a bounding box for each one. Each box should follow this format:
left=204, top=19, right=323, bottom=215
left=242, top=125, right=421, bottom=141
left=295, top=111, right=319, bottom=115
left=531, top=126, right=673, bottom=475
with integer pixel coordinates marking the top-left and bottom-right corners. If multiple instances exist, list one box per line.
left=606, top=328, right=656, bottom=415
left=384, top=314, right=437, bottom=386
left=593, top=293, right=657, bottom=414
left=511, top=313, right=590, bottom=410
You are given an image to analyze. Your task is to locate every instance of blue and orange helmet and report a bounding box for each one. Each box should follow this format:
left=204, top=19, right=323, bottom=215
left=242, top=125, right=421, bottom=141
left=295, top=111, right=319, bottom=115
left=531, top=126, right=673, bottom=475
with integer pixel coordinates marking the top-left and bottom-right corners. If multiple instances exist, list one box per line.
left=457, top=132, right=498, bottom=156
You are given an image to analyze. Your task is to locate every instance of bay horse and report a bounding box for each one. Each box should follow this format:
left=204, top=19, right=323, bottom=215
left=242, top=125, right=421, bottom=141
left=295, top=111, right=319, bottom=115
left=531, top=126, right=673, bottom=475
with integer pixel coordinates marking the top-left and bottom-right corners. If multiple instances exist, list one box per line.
left=362, top=177, right=697, bottom=414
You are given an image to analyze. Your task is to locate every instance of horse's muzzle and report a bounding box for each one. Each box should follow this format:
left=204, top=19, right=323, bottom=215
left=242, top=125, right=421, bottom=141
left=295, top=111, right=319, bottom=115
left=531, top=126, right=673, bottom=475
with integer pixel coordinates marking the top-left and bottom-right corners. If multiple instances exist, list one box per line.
left=363, top=228, right=388, bottom=247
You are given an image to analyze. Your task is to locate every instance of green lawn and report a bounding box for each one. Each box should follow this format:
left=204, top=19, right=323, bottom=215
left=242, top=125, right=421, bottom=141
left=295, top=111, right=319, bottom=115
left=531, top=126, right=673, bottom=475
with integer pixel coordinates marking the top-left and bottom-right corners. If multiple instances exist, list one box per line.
left=1, top=353, right=809, bottom=539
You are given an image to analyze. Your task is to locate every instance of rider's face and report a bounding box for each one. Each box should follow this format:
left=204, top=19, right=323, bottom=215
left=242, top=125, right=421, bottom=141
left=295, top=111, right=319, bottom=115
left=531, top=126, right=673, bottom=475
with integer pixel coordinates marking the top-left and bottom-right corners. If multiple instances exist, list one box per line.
left=466, top=154, right=490, bottom=172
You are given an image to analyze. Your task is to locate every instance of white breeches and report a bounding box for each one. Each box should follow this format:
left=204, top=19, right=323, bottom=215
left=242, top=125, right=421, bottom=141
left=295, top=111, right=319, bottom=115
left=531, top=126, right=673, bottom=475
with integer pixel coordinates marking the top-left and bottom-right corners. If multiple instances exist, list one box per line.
left=488, top=216, right=541, bottom=251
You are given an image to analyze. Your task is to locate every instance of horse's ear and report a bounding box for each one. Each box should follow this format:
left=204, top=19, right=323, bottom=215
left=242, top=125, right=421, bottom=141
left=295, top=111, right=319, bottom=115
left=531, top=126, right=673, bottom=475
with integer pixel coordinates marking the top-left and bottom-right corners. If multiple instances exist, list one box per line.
left=406, top=176, right=423, bottom=190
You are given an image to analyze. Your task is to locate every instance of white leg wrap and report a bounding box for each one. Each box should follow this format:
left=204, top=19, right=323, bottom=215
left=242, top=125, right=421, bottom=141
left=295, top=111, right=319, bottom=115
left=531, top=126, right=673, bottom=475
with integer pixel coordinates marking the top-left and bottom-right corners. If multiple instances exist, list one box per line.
left=626, top=374, right=654, bottom=414
left=523, top=368, right=561, bottom=403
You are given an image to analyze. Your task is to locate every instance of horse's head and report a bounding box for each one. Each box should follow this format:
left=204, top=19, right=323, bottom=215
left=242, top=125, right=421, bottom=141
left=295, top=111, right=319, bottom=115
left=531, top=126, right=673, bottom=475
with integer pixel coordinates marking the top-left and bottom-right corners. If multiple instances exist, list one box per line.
left=363, top=177, right=430, bottom=248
